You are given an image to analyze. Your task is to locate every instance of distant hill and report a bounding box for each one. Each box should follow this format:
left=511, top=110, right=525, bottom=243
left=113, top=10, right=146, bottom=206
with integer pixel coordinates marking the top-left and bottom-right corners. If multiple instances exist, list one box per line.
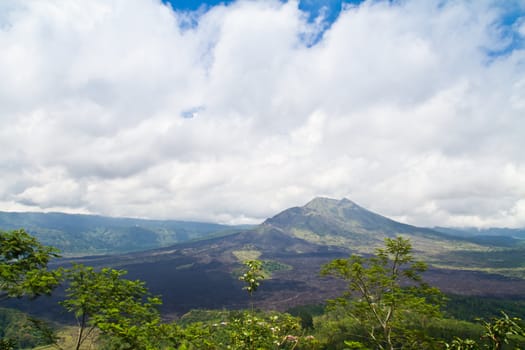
left=0, top=211, right=249, bottom=256
left=434, top=226, right=525, bottom=246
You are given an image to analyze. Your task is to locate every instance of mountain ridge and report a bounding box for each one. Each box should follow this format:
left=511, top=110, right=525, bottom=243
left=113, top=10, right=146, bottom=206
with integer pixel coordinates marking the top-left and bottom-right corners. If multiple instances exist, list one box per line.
left=0, top=210, right=248, bottom=256
left=0, top=197, right=511, bottom=257
left=5, top=197, right=525, bottom=319
left=261, top=197, right=463, bottom=255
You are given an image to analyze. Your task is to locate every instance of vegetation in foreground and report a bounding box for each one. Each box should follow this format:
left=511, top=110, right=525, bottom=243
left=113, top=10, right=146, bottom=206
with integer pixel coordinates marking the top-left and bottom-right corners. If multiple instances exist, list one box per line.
left=1, top=229, right=524, bottom=349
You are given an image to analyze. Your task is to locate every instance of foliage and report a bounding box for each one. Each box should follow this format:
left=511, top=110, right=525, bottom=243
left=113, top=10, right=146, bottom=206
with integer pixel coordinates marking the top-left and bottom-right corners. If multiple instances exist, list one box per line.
left=170, top=309, right=317, bottom=350
left=3, top=230, right=525, bottom=350
left=0, top=307, right=56, bottom=349
left=286, top=304, right=325, bottom=330
left=321, top=236, right=445, bottom=350
left=343, top=340, right=370, bottom=349
left=424, top=317, right=484, bottom=344
left=0, top=338, right=14, bottom=350
left=232, top=259, right=292, bottom=281
left=445, top=337, right=478, bottom=350
left=239, top=260, right=265, bottom=297
left=444, top=312, right=525, bottom=349
left=0, top=229, right=62, bottom=301
left=444, top=295, right=525, bottom=322
left=0, top=229, right=61, bottom=349
left=262, top=260, right=293, bottom=274
left=207, top=310, right=302, bottom=349
left=480, top=312, right=525, bottom=349
left=60, top=264, right=162, bottom=350
left=162, top=321, right=217, bottom=350
left=312, top=307, right=365, bottom=350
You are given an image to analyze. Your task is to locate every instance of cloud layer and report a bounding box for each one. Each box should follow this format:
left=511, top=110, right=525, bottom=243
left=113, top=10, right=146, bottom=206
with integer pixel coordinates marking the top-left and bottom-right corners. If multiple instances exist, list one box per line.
left=1, top=0, right=524, bottom=227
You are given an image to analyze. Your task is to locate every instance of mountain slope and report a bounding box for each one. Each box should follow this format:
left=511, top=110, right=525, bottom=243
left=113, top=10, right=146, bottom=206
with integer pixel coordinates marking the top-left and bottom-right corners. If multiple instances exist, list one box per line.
left=96, top=198, right=525, bottom=315
left=261, top=197, right=479, bottom=255
left=0, top=211, right=246, bottom=256
left=265, top=197, right=429, bottom=236
left=434, top=226, right=525, bottom=247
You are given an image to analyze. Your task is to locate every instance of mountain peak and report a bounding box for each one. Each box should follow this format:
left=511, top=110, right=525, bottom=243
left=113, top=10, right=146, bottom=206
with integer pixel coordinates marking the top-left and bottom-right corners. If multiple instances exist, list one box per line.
left=264, top=197, right=370, bottom=231
left=304, top=197, right=358, bottom=210
left=263, top=196, right=435, bottom=242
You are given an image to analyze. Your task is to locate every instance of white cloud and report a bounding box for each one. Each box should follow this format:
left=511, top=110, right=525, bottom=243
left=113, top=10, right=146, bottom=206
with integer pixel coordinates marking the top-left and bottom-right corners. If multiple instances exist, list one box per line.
left=0, top=0, right=524, bottom=228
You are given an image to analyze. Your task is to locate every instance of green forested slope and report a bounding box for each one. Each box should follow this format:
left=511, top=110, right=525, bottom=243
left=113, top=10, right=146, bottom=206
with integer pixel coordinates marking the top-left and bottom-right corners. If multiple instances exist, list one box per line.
left=0, top=211, right=246, bottom=256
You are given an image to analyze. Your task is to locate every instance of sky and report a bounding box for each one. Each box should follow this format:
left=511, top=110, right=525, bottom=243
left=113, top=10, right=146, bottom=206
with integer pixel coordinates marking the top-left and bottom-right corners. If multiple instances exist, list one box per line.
left=0, top=0, right=524, bottom=228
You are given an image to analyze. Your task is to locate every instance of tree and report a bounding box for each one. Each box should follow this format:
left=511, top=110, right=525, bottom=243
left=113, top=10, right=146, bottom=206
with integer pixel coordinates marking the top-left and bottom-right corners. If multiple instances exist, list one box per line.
left=237, top=259, right=266, bottom=350
left=239, top=259, right=265, bottom=299
left=445, top=312, right=525, bottom=350
left=321, top=237, right=444, bottom=350
left=0, top=229, right=61, bottom=301
left=60, top=264, right=162, bottom=350
left=480, top=312, right=525, bottom=350
left=218, top=260, right=313, bottom=350
left=0, top=338, right=15, bottom=350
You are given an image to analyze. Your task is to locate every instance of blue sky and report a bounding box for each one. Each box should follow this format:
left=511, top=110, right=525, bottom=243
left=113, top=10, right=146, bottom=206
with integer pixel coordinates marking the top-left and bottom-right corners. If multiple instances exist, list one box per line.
left=162, top=0, right=525, bottom=52
left=163, top=0, right=362, bottom=21
left=0, top=0, right=525, bottom=227
left=163, top=0, right=361, bottom=43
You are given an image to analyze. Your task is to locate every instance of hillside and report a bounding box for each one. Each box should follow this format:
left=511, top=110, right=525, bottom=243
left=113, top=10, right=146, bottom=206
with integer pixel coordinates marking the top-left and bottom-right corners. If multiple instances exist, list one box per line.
left=115, top=198, right=525, bottom=309
left=434, top=226, right=525, bottom=246
left=5, top=198, right=525, bottom=320
left=0, top=211, right=247, bottom=256
left=258, top=197, right=505, bottom=260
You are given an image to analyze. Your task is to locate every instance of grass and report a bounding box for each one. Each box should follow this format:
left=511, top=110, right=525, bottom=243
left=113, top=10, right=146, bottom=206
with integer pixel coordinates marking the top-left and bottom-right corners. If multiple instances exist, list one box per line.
left=232, top=249, right=262, bottom=262
left=175, top=263, right=195, bottom=270
left=230, top=252, right=292, bottom=279
left=34, top=325, right=99, bottom=350
left=289, top=229, right=489, bottom=257
left=290, top=228, right=378, bottom=253
left=428, top=247, right=525, bottom=279
left=262, top=260, right=293, bottom=277
left=433, top=248, right=525, bottom=268
left=428, top=264, right=525, bottom=280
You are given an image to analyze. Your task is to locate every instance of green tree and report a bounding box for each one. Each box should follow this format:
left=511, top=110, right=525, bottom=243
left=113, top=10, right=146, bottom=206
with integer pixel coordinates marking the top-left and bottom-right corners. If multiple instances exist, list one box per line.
left=220, top=260, right=315, bottom=350
left=445, top=312, right=525, bottom=350
left=239, top=259, right=265, bottom=298
left=444, top=337, right=478, bottom=350
left=321, top=237, right=444, bottom=350
left=60, top=264, right=162, bottom=350
left=0, top=338, right=15, bottom=350
left=0, top=229, right=61, bottom=301
left=480, top=312, right=525, bottom=350
left=238, top=260, right=266, bottom=350
left=210, top=310, right=303, bottom=350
